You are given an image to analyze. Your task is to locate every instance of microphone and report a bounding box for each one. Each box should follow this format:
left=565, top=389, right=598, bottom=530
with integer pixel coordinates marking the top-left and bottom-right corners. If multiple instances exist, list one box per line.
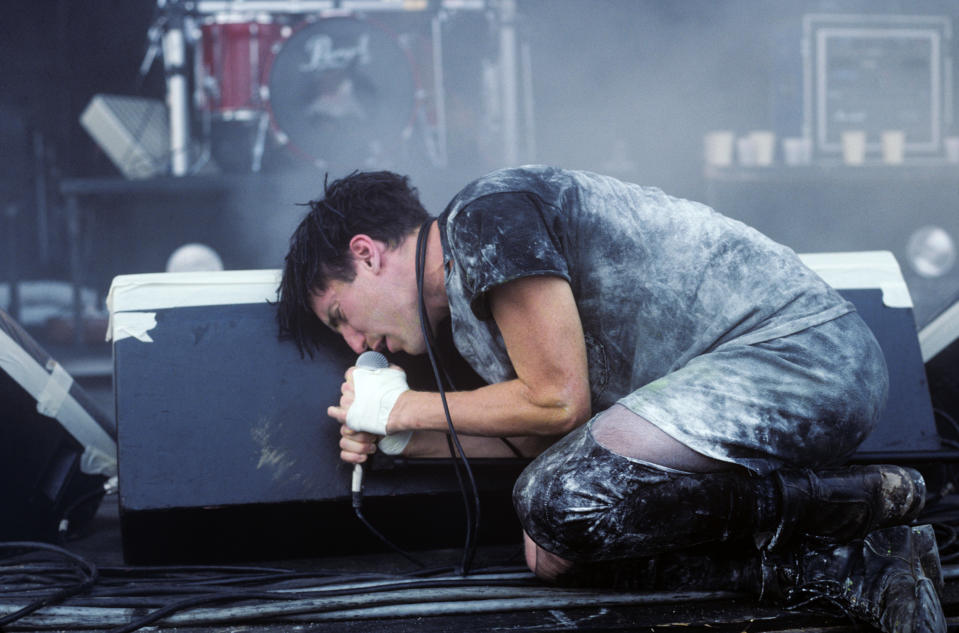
left=356, top=350, right=389, bottom=369
left=351, top=351, right=390, bottom=505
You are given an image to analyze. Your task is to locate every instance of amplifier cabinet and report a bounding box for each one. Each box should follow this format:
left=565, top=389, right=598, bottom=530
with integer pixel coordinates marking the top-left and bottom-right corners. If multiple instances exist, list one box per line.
left=109, top=271, right=522, bottom=564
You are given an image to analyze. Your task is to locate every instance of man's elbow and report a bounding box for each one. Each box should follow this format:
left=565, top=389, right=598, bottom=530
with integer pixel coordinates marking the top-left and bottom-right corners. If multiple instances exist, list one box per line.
left=547, top=392, right=591, bottom=435
left=521, top=380, right=591, bottom=435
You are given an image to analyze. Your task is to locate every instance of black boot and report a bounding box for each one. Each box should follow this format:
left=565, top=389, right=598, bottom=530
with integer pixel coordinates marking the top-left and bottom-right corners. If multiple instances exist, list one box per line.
left=763, top=465, right=927, bottom=550
left=762, top=524, right=946, bottom=633
left=554, top=526, right=945, bottom=633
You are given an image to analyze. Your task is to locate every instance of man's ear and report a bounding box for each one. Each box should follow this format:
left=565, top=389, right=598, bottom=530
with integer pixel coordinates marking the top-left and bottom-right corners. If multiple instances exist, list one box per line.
left=348, top=235, right=383, bottom=272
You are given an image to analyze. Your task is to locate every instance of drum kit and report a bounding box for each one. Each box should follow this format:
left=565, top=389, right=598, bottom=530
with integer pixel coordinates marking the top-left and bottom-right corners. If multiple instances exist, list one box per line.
left=154, top=1, right=431, bottom=173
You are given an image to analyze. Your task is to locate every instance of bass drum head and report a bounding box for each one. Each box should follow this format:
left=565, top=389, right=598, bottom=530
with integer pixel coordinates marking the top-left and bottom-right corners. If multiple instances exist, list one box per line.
left=267, top=16, right=417, bottom=168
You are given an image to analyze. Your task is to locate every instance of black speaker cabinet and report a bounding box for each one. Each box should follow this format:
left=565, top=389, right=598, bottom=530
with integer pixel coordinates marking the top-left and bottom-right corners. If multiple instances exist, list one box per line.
left=920, top=297, right=959, bottom=434
left=109, top=271, right=523, bottom=564
left=0, top=309, right=116, bottom=541
left=801, top=251, right=940, bottom=458
left=111, top=255, right=941, bottom=564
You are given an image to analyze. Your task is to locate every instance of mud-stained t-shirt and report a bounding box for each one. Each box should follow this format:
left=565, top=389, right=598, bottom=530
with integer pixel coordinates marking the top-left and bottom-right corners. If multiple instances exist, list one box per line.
left=436, top=166, right=855, bottom=413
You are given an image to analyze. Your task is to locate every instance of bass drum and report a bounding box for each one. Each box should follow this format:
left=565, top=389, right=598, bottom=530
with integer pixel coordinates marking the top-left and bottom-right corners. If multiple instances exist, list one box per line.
left=267, top=16, right=418, bottom=169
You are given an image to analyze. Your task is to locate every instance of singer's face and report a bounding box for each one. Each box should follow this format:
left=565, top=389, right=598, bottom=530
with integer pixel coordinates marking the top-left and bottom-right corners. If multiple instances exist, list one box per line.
left=309, top=274, right=424, bottom=356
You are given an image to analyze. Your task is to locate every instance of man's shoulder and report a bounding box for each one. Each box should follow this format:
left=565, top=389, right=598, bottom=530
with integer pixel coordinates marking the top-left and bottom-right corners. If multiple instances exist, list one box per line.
left=448, top=166, right=564, bottom=207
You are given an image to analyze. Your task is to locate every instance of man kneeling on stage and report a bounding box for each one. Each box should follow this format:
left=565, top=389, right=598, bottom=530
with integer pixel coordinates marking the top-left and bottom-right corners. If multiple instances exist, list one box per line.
left=276, top=166, right=946, bottom=633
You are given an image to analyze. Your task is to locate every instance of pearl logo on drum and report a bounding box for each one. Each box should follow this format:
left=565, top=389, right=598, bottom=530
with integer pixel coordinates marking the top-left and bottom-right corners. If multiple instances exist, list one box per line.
left=299, top=33, right=372, bottom=73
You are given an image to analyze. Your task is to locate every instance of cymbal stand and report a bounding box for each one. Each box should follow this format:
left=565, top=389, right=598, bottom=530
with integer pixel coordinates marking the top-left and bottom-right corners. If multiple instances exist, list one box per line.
left=160, top=0, right=191, bottom=176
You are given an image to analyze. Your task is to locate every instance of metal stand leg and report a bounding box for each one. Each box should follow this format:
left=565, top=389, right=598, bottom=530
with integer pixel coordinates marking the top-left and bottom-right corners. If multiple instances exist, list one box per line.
left=251, top=113, right=270, bottom=173
left=65, top=194, right=83, bottom=346
left=33, top=132, right=50, bottom=264
left=163, top=1, right=191, bottom=177
left=429, top=13, right=449, bottom=168
left=4, top=203, right=20, bottom=323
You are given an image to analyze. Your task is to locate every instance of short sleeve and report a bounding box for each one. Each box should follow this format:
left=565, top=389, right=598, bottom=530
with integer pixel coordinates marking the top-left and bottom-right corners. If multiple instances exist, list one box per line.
left=446, top=192, right=570, bottom=320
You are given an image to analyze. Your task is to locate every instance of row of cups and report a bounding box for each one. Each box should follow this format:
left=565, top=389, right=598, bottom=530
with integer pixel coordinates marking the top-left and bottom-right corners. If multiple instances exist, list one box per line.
left=837, top=130, right=906, bottom=165
left=704, top=130, right=805, bottom=167
left=704, top=130, right=959, bottom=167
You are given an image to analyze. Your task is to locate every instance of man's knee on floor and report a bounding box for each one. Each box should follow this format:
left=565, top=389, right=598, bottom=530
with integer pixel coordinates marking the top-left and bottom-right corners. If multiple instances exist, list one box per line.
left=513, top=459, right=571, bottom=557
left=513, top=454, right=622, bottom=560
left=523, top=531, right=574, bottom=582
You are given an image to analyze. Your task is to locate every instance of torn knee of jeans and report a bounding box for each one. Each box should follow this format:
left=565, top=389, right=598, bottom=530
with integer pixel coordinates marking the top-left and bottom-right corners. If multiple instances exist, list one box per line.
left=521, top=479, right=627, bottom=561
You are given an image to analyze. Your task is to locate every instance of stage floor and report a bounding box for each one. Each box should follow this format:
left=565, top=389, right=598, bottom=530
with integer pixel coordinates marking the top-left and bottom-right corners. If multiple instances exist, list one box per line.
left=3, top=493, right=959, bottom=633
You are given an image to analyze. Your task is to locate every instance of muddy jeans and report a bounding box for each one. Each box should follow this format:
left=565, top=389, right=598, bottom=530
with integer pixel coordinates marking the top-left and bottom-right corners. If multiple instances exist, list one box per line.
left=513, top=312, right=888, bottom=562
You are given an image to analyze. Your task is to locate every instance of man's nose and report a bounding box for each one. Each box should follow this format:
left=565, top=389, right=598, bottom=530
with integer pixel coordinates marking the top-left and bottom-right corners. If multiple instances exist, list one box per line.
left=342, top=327, right=367, bottom=354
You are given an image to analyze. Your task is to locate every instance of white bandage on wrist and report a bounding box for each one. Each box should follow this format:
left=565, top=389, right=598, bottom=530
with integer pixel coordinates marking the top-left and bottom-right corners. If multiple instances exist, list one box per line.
left=377, top=431, right=412, bottom=455
left=346, top=366, right=410, bottom=454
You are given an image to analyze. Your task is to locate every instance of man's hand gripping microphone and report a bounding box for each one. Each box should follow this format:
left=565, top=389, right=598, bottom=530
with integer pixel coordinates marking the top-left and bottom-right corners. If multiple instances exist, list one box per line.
left=348, top=351, right=412, bottom=502
left=348, top=351, right=412, bottom=453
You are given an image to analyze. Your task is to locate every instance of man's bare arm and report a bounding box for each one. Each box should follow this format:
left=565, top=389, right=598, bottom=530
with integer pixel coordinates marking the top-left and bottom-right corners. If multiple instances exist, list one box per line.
left=330, top=275, right=591, bottom=460
left=386, top=275, right=592, bottom=439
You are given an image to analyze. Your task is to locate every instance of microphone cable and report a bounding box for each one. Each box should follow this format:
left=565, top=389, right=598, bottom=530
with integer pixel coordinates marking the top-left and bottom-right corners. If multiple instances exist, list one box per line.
left=350, top=352, right=425, bottom=568
left=350, top=490, right=425, bottom=568
left=0, top=541, right=99, bottom=627
left=346, top=218, right=478, bottom=572
left=415, top=218, right=482, bottom=575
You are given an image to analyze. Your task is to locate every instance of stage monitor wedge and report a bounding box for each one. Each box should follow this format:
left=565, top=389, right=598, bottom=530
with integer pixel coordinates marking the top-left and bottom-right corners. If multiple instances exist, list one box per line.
left=920, top=297, right=959, bottom=434
left=801, top=251, right=940, bottom=458
left=0, top=309, right=116, bottom=541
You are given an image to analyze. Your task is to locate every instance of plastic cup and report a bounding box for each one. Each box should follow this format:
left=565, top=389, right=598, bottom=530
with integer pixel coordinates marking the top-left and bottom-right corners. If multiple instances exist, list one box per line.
left=749, top=131, right=776, bottom=166
left=841, top=130, right=866, bottom=165
left=737, top=136, right=757, bottom=166
left=945, top=137, right=959, bottom=163
left=703, top=131, right=735, bottom=166
left=881, top=130, right=905, bottom=164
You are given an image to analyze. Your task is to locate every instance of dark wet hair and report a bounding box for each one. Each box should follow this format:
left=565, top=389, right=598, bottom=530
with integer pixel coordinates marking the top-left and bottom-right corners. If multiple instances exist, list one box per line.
left=276, top=170, right=430, bottom=356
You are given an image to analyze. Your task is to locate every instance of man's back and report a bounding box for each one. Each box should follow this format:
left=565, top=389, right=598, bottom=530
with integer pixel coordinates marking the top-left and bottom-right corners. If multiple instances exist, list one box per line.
left=439, top=165, right=852, bottom=409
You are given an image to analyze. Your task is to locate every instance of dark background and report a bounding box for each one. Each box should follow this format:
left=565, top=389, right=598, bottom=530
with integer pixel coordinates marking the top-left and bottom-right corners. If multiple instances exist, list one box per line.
left=3, top=0, right=959, bottom=340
